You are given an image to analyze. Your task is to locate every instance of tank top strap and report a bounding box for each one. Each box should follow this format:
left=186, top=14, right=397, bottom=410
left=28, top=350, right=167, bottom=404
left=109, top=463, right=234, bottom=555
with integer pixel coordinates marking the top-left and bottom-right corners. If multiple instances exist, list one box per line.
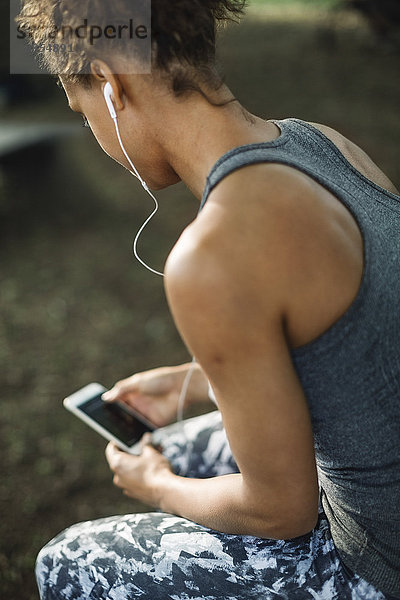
left=199, top=119, right=292, bottom=212
left=199, top=117, right=400, bottom=216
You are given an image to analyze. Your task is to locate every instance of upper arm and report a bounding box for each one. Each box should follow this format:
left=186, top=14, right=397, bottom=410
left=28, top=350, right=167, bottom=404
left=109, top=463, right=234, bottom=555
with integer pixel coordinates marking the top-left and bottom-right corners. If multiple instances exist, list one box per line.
left=164, top=203, right=319, bottom=538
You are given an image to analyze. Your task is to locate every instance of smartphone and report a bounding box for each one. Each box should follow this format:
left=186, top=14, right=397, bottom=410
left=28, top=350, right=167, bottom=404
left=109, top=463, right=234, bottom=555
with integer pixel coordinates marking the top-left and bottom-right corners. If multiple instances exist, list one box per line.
left=63, top=382, right=156, bottom=454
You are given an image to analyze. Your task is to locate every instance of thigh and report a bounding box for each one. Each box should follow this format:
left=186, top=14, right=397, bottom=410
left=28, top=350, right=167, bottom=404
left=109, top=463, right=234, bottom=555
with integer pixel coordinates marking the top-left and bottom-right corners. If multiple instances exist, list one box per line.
left=36, top=510, right=388, bottom=600
left=153, top=410, right=239, bottom=478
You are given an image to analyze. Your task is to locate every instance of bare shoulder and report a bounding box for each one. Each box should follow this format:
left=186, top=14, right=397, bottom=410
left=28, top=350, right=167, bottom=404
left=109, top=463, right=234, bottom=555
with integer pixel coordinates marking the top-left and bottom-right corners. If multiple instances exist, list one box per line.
left=165, top=157, right=366, bottom=350
left=164, top=165, right=331, bottom=317
left=306, top=120, right=399, bottom=195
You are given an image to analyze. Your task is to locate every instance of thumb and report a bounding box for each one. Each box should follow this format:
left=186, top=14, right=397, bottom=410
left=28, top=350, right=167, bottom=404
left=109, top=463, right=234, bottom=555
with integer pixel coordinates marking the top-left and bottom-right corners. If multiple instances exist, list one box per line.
left=102, top=389, right=118, bottom=402
left=102, top=376, right=139, bottom=402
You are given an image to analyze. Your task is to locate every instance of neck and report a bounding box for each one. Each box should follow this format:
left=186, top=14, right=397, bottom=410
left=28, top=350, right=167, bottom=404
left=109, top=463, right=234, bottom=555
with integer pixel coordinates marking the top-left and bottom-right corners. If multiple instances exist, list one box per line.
left=134, top=80, right=275, bottom=200
left=164, top=95, right=258, bottom=200
left=166, top=99, right=261, bottom=200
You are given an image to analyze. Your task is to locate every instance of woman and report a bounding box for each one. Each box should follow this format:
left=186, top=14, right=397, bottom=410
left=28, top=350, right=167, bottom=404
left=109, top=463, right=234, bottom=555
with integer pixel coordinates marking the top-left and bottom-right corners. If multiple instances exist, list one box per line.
left=18, top=0, right=400, bottom=598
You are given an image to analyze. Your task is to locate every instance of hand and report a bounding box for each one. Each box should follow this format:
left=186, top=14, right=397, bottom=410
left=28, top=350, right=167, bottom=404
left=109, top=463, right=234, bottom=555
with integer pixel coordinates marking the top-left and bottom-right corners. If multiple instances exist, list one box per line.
left=102, top=363, right=209, bottom=427
left=105, top=434, right=173, bottom=507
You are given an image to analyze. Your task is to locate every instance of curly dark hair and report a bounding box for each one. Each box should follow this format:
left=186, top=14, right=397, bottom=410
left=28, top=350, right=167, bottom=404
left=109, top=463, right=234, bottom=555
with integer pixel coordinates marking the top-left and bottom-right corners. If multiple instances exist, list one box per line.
left=16, top=0, right=247, bottom=97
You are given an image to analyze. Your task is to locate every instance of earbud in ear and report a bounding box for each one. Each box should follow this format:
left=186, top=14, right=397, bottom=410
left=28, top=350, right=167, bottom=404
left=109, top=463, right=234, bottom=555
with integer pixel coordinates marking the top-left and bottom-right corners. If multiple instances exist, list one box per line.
left=103, top=82, right=117, bottom=119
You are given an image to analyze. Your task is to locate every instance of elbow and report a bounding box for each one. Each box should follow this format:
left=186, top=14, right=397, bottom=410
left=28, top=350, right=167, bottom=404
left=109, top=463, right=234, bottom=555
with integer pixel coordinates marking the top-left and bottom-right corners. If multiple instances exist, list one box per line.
left=243, top=487, right=319, bottom=540
left=267, top=510, right=319, bottom=540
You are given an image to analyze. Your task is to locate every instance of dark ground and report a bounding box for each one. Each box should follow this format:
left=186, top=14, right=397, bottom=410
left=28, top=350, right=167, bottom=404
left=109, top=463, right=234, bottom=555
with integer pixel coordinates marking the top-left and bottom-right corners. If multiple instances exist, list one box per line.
left=1, top=2, right=399, bottom=598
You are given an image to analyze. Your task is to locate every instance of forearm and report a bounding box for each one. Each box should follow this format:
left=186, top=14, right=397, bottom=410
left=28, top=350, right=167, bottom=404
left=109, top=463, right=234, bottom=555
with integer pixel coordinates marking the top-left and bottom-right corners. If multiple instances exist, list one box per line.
left=107, top=437, right=318, bottom=539
left=157, top=471, right=295, bottom=539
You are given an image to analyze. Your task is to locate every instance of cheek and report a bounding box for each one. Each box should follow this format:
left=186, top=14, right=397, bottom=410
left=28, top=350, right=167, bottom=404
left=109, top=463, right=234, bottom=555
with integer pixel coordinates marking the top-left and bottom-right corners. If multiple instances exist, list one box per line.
left=91, top=122, right=131, bottom=170
left=91, top=118, right=150, bottom=179
left=86, top=113, right=175, bottom=189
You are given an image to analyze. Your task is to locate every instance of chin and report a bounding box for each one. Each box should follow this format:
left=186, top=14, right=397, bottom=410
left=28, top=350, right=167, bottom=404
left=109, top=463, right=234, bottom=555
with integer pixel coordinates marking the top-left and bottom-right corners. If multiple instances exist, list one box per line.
left=146, top=171, right=181, bottom=191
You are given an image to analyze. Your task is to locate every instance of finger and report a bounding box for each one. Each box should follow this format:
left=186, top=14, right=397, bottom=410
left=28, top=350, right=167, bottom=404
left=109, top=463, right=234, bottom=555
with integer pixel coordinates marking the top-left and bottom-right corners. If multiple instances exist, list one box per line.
left=141, top=432, right=153, bottom=449
left=113, top=474, right=123, bottom=488
left=105, top=441, right=124, bottom=470
left=123, top=489, right=134, bottom=498
left=140, top=442, right=163, bottom=463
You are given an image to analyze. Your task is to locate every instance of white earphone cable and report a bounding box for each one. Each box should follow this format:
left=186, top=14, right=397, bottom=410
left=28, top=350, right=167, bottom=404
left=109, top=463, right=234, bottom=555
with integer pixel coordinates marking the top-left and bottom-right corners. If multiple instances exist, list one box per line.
left=176, top=356, right=197, bottom=422
left=112, top=115, right=164, bottom=278
left=110, top=105, right=195, bottom=424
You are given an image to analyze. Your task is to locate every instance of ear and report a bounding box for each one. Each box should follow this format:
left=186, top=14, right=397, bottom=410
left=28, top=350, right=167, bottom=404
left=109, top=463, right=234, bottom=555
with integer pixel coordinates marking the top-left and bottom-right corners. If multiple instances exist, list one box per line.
left=90, top=59, right=125, bottom=111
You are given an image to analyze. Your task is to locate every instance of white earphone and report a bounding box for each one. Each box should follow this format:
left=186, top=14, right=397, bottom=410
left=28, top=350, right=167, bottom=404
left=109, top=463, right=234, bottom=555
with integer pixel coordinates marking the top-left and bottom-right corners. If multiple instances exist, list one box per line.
left=103, top=82, right=199, bottom=422
left=103, top=82, right=117, bottom=119
left=103, top=81, right=164, bottom=277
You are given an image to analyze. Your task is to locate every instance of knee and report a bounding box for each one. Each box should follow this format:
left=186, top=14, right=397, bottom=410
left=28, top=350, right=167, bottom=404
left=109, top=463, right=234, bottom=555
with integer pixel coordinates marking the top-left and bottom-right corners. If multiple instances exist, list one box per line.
left=35, top=542, right=53, bottom=599
left=35, top=523, right=84, bottom=599
left=35, top=531, right=64, bottom=599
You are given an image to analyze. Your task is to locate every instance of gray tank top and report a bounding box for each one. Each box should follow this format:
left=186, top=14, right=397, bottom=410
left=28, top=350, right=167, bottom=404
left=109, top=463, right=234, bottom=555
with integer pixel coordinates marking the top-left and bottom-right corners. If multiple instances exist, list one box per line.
left=199, top=118, right=400, bottom=597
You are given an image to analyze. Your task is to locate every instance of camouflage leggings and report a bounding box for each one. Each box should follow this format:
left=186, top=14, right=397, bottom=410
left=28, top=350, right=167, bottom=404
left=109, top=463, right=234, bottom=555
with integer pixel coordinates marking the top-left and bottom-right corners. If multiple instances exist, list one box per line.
left=36, top=411, right=389, bottom=600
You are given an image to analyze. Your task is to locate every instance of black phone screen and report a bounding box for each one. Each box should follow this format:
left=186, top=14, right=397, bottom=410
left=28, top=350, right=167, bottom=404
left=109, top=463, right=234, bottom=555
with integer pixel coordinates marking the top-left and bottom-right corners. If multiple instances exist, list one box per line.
left=80, top=393, right=153, bottom=446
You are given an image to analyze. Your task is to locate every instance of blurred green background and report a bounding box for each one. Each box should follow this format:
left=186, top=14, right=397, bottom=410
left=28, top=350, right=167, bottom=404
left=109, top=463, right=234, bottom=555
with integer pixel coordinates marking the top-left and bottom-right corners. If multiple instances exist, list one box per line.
left=1, top=1, right=399, bottom=598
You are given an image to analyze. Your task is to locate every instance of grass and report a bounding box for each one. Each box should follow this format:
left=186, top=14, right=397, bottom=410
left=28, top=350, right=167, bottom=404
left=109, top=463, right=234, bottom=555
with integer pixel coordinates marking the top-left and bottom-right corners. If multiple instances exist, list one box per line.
left=1, top=2, right=399, bottom=598
left=250, top=0, right=337, bottom=4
